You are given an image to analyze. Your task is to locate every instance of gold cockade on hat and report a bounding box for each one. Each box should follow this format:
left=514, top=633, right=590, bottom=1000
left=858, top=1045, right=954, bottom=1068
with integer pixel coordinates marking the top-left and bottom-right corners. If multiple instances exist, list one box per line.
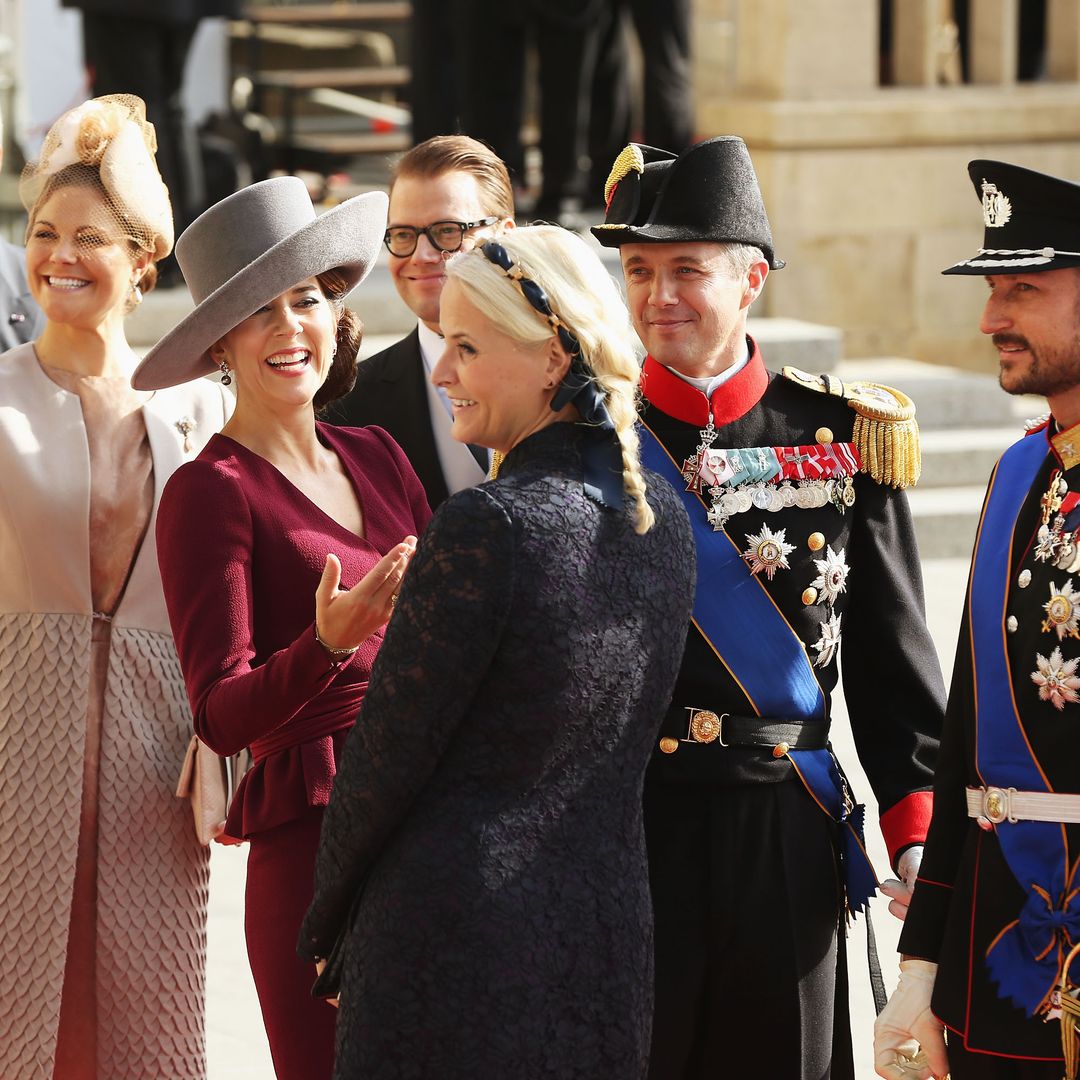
left=782, top=367, right=922, bottom=489
left=593, top=144, right=646, bottom=231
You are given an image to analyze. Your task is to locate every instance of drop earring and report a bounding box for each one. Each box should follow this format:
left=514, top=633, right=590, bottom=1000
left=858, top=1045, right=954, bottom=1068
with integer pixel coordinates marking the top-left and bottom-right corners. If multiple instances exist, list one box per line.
left=218, top=361, right=232, bottom=386
left=131, top=277, right=143, bottom=305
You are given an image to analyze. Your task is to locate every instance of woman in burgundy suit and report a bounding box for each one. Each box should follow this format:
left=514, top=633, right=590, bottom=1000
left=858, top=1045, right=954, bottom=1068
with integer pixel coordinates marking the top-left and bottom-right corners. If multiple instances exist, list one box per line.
left=133, top=178, right=431, bottom=1079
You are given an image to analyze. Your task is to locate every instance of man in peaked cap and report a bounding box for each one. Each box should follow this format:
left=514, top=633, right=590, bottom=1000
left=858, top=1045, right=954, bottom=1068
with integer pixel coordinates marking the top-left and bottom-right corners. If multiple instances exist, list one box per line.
left=592, top=136, right=946, bottom=1079
left=875, top=163, right=1080, bottom=1080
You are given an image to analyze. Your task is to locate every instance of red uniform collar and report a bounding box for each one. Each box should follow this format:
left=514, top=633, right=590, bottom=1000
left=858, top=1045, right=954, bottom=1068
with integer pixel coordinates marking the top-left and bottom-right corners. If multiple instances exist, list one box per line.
left=639, top=338, right=770, bottom=428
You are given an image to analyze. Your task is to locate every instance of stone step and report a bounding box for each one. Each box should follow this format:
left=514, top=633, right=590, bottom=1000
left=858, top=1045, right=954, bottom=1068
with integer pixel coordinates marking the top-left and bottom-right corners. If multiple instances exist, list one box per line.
left=918, top=425, right=1015, bottom=487
left=907, top=484, right=984, bottom=560
left=832, top=357, right=1019, bottom=429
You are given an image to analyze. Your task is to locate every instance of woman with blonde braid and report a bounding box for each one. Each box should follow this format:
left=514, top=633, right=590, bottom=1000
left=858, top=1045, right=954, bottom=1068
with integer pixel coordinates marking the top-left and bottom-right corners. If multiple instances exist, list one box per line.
left=299, top=225, right=695, bottom=1079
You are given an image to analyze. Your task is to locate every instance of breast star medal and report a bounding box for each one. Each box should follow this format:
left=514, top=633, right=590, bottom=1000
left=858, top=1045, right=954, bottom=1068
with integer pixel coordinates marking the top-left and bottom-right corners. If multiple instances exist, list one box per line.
left=1042, top=579, right=1080, bottom=640
left=741, top=525, right=795, bottom=580
left=812, top=611, right=842, bottom=668
left=1032, top=646, right=1080, bottom=710
left=809, top=545, right=850, bottom=605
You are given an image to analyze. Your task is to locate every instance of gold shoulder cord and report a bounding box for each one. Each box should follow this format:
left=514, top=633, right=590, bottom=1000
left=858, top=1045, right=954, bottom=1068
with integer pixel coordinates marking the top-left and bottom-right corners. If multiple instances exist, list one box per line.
left=781, top=366, right=922, bottom=490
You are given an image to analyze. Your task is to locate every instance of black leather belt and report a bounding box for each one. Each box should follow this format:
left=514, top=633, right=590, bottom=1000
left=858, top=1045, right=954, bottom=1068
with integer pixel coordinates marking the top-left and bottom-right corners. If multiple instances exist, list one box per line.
left=658, top=707, right=830, bottom=756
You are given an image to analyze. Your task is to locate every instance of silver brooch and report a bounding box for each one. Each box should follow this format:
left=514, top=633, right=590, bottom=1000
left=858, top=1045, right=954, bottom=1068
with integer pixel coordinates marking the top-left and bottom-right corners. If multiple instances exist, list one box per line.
left=175, top=416, right=196, bottom=453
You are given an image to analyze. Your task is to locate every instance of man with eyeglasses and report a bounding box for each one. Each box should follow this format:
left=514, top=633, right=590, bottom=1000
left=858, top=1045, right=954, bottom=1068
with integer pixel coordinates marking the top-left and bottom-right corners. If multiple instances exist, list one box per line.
left=333, top=135, right=515, bottom=507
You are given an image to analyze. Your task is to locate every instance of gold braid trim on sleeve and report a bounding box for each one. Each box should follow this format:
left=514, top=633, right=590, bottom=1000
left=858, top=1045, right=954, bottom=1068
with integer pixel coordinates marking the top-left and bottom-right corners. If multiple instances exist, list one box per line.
left=781, top=366, right=922, bottom=490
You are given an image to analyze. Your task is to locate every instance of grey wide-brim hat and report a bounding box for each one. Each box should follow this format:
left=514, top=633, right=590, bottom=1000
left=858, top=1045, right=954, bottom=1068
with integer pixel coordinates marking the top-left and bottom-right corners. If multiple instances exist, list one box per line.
left=132, top=176, right=388, bottom=390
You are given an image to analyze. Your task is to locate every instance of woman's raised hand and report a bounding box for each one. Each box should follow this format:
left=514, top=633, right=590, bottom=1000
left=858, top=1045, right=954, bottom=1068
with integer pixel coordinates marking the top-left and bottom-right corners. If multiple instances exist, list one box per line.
left=314, top=538, right=417, bottom=654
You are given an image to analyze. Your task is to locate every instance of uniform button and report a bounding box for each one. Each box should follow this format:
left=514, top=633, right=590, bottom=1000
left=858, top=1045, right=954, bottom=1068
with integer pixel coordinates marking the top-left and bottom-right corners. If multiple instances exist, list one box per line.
left=807, top=531, right=825, bottom=551
left=802, top=587, right=818, bottom=605
left=1007, top=615, right=1018, bottom=633
left=815, top=427, right=833, bottom=445
left=772, top=742, right=790, bottom=758
left=1019, top=569, right=1032, bottom=588
left=659, top=737, right=679, bottom=754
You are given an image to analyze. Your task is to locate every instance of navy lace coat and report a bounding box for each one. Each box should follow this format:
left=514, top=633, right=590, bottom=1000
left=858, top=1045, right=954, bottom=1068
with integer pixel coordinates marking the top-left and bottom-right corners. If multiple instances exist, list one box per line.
left=299, top=422, right=695, bottom=1079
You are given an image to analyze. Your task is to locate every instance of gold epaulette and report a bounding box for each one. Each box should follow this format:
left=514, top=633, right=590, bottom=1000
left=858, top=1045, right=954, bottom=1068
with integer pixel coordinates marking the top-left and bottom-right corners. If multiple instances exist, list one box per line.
left=781, top=366, right=922, bottom=489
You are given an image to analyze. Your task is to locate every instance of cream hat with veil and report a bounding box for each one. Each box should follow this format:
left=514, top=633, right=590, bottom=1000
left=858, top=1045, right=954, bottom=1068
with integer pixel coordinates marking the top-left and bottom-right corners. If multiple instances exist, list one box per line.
left=21, top=94, right=173, bottom=261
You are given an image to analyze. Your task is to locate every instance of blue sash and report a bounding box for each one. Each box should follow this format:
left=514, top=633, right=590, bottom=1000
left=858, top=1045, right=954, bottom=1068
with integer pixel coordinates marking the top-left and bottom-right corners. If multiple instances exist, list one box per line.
left=971, top=432, right=1080, bottom=1015
left=639, top=420, right=878, bottom=911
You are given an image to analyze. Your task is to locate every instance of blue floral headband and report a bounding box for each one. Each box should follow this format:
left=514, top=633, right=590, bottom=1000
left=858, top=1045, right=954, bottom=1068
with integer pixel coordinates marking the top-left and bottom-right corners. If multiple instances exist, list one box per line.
left=479, top=240, right=624, bottom=510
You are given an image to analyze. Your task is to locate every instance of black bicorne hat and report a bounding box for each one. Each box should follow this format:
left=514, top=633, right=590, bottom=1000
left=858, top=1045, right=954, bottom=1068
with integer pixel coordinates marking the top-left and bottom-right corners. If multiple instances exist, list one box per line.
left=943, top=160, right=1080, bottom=275
left=590, top=136, right=784, bottom=270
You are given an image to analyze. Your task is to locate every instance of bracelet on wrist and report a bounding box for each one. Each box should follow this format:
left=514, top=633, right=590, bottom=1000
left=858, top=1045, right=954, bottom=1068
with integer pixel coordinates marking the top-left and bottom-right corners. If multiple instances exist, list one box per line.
left=314, top=623, right=358, bottom=660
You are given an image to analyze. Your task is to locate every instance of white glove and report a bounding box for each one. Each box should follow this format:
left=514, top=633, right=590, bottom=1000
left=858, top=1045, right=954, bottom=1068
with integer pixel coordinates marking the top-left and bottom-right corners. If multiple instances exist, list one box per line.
left=880, top=845, right=924, bottom=922
left=874, top=959, right=949, bottom=1080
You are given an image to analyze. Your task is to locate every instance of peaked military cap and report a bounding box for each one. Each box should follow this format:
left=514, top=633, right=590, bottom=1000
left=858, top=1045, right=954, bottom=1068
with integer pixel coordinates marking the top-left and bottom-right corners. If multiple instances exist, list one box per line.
left=944, top=159, right=1080, bottom=275
left=590, top=136, right=785, bottom=269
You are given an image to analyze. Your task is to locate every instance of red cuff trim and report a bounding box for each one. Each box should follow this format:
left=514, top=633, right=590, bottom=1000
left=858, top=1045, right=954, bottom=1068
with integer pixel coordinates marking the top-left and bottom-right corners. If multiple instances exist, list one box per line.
left=640, top=337, right=769, bottom=428
left=880, top=790, right=934, bottom=865
left=915, top=875, right=954, bottom=890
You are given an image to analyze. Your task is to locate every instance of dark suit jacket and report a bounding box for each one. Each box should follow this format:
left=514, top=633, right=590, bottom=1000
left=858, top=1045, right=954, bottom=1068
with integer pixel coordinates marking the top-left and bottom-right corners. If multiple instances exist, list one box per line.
left=0, top=241, right=43, bottom=352
left=331, top=329, right=450, bottom=509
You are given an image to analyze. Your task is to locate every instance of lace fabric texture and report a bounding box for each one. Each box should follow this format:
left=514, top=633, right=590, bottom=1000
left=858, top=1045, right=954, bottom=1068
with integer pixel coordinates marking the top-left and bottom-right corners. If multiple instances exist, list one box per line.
left=301, top=423, right=695, bottom=1079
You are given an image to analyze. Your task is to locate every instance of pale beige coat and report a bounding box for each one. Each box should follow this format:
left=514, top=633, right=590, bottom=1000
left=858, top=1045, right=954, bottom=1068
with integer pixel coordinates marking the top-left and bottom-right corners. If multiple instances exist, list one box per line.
left=0, top=343, right=230, bottom=1078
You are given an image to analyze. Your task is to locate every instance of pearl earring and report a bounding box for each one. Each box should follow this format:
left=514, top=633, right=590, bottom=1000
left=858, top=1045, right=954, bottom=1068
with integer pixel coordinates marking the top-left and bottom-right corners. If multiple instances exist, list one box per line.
left=218, top=361, right=232, bottom=386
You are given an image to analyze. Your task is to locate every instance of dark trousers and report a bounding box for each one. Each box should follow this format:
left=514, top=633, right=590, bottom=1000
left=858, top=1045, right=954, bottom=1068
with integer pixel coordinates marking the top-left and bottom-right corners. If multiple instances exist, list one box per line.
left=947, top=1036, right=1063, bottom=1079
left=81, top=14, right=200, bottom=234
left=464, top=3, right=604, bottom=213
left=408, top=0, right=470, bottom=142
left=588, top=0, right=692, bottom=200
left=643, top=778, right=853, bottom=1080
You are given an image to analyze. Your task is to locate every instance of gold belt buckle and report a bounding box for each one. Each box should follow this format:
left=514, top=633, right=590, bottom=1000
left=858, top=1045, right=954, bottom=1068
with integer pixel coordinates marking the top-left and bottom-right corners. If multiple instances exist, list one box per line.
left=685, top=708, right=728, bottom=746
left=982, top=786, right=1016, bottom=825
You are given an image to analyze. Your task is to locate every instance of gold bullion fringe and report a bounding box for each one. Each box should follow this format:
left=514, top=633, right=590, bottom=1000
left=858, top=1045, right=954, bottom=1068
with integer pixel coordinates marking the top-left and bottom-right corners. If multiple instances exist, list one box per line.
left=850, top=404, right=921, bottom=489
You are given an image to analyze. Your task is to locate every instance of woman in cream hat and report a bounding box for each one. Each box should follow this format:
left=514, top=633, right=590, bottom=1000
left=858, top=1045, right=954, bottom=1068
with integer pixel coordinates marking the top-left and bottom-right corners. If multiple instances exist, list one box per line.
left=0, top=95, right=230, bottom=1078
left=139, top=176, right=431, bottom=1078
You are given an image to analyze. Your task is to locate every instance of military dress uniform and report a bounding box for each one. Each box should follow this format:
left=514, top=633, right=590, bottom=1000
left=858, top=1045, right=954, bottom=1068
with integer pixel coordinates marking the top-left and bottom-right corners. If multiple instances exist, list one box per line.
left=899, top=419, right=1080, bottom=1072
left=589, top=135, right=946, bottom=1079
left=638, top=343, right=945, bottom=1080
left=888, top=158, right=1080, bottom=1080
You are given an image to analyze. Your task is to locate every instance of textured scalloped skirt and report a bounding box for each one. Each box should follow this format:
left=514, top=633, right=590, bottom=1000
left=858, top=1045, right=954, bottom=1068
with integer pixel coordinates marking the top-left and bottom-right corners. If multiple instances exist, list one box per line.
left=0, top=614, right=210, bottom=1079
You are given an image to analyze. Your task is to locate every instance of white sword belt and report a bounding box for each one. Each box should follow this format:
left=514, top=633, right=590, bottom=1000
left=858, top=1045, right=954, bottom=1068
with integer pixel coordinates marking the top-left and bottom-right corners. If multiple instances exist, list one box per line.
left=966, top=785, right=1080, bottom=826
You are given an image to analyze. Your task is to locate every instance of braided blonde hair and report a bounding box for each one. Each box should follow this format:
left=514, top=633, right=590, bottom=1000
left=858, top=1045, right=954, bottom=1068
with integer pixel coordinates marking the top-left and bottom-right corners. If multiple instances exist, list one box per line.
left=446, top=225, right=654, bottom=533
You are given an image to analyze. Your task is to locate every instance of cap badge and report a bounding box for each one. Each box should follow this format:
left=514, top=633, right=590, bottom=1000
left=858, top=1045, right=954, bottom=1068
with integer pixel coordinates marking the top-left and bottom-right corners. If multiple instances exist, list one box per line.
left=981, top=180, right=1013, bottom=228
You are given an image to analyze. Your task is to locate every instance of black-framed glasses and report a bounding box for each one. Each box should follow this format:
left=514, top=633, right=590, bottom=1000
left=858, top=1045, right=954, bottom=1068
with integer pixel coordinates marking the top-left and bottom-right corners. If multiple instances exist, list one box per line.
left=383, top=217, right=499, bottom=258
